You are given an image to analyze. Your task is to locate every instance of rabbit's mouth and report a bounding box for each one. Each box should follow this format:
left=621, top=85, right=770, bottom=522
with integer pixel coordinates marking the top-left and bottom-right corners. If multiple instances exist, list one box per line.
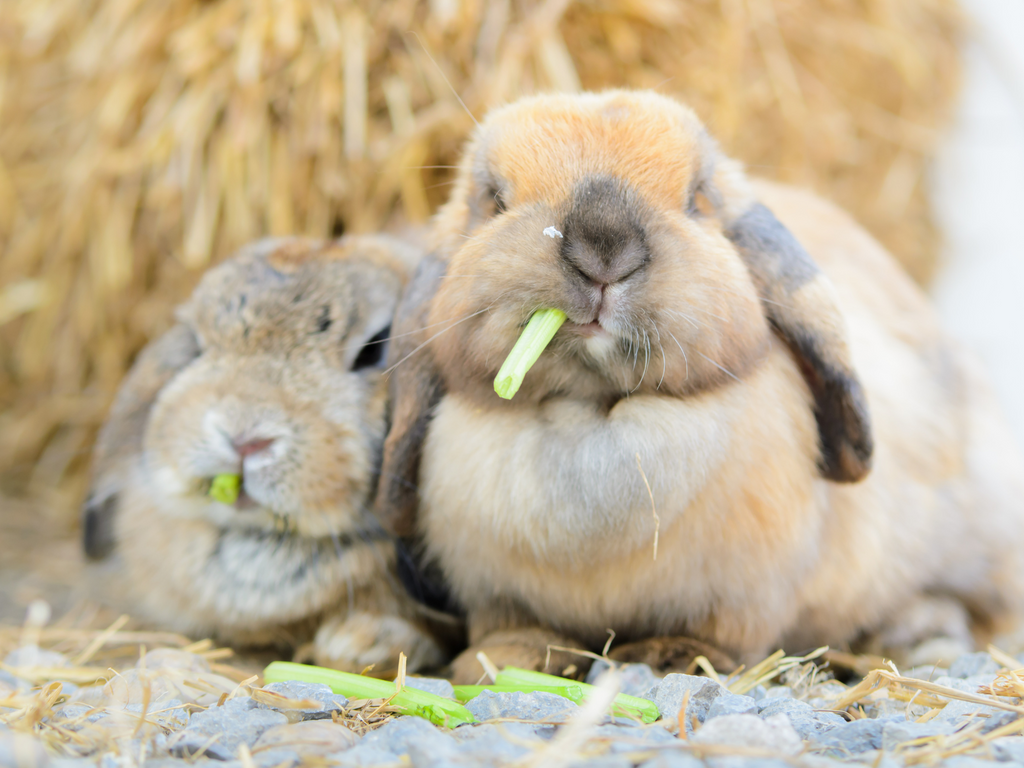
left=233, top=485, right=260, bottom=511
left=567, top=320, right=607, bottom=338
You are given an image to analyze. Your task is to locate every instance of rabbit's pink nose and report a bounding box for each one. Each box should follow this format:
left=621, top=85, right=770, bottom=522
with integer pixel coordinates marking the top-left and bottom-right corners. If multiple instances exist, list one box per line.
left=233, top=437, right=276, bottom=458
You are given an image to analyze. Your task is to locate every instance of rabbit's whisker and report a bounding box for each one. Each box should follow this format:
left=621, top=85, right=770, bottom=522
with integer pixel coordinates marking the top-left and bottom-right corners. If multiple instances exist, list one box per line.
left=663, top=308, right=703, bottom=330
left=384, top=306, right=493, bottom=377
left=406, top=30, right=479, bottom=127
left=650, top=320, right=668, bottom=390
left=699, top=284, right=793, bottom=310
left=696, top=351, right=741, bottom=383
left=690, top=306, right=729, bottom=323
left=666, top=330, right=689, bottom=381
left=631, top=328, right=651, bottom=393
left=354, top=306, right=489, bottom=351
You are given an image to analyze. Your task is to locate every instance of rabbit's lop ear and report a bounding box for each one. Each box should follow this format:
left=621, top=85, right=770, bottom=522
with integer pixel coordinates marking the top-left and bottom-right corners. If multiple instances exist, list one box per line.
left=84, top=323, right=201, bottom=559
left=376, top=253, right=449, bottom=536
left=719, top=185, right=873, bottom=483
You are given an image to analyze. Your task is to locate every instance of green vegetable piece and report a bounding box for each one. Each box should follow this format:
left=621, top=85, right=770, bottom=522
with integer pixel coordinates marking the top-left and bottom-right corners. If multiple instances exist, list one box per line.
left=209, top=473, right=241, bottom=504
left=494, top=308, right=567, bottom=400
left=495, top=666, right=660, bottom=723
left=452, top=683, right=585, bottom=704
left=263, top=661, right=476, bottom=728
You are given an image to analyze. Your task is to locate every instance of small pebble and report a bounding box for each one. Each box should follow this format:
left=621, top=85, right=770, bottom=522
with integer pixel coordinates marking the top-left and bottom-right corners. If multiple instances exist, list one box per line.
left=980, top=710, right=1019, bottom=734
left=638, top=753, right=705, bottom=768
left=992, top=737, right=1024, bottom=763
left=586, top=661, right=658, bottom=697
left=757, top=698, right=844, bottom=740
left=880, top=719, right=955, bottom=750
left=641, top=674, right=725, bottom=732
left=358, top=716, right=456, bottom=758
left=943, top=756, right=1006, bottom=768
left=705, top=691, right=759, bottom=720
left=0, top=731, right=51, bottom=768
left=862, top=698, right=907, bottom=719
left=453, top=722, right=545, bottom=761
left=948, top=652, right=1001, bottom=680
left=566, top=758, right=632, bottom=768
left=465, top=690, right=578, bottom=723
left=806, top=716, right=897, bottom=756
left=586, top=723, right=677, bottom=754
left=251, top=720, right=359, bottom=755
left=171, top=697, right=288, bottom=760
left=691, top=713, right=803, bottom=755
left=4, top=646, right=70, bottom=669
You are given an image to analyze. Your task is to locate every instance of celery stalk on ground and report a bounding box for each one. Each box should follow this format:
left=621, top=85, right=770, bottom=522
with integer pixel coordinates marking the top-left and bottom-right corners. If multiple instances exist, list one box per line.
left=452, top=683, right=586, bottom=704
left=263, top=661, right=475, bottom=727
left=494, top=308, right=567, bottom=400
left=495, top=666, right=660, bottom=723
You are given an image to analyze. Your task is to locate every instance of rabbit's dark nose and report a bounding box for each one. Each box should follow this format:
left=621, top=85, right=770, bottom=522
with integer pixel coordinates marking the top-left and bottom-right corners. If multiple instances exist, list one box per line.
left=233, top=437, right=276, bottom=458
left=560, top=174, right=650, bottom=288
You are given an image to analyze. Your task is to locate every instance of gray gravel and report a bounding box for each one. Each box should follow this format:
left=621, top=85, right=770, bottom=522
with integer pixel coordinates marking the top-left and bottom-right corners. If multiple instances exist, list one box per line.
left=5, top=650, right=1024, bottom=767
left=257, top=681, right=348, bottom=721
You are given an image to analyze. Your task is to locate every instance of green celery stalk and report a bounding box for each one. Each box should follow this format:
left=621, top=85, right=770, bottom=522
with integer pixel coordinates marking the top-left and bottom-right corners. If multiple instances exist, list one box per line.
left=495, top=666, right=660, bottom=723
left=263, top=661, right=475, bottom=728
left=209, top=473, right=241, bottom=504
left=493, top=308, right=567, bottom=400
left=452, top=683, right=585, bottom=704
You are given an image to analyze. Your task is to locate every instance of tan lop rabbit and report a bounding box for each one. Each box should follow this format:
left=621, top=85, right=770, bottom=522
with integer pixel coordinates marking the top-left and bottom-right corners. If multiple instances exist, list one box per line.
left=83, top=235, right=446, bottom=673
left=376, top=91, right=1024, bottom=680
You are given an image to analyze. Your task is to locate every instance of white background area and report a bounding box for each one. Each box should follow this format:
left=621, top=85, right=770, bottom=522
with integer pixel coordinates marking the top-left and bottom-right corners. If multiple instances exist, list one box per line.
left=931, top=0, right=1024, bottom=447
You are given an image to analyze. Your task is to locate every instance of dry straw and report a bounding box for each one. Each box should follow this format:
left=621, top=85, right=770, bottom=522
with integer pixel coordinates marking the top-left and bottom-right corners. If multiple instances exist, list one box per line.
left=0, top=0, right=961, bottom=515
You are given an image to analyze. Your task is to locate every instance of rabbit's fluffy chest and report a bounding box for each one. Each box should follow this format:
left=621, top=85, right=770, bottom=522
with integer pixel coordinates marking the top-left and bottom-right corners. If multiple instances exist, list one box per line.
left=418, top=347, right=825, bottom=648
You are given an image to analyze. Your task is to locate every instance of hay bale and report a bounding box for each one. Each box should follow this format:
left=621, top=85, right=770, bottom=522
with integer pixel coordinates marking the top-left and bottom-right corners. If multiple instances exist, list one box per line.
left=0, top=0, right=962, bottom=512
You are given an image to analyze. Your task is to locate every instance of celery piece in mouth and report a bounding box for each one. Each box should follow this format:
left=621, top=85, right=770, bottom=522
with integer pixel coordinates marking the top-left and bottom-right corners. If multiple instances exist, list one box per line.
left=209, top=473, right=241, bottom=505
left=493, top=308, right=567, bottom=400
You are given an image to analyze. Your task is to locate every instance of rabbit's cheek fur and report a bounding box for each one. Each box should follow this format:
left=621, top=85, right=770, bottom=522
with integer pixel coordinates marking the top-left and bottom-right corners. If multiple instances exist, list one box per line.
left=426, top=194, right=770, bottom=404
left=143, top=354, right=380, bottom=537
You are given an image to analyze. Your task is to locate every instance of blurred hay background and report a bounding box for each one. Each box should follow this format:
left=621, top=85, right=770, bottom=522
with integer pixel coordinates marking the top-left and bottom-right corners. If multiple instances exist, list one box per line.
left=0, top=0, right=962, bottom=524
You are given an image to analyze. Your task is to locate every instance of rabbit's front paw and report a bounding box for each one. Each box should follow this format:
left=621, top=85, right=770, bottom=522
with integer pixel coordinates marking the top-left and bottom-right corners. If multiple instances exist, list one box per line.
left=311, top=612, right=445, bottom=675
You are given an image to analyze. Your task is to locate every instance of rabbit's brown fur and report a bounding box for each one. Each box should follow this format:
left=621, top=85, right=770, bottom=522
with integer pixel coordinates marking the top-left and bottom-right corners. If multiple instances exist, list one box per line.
left=377, top=91, right=1024, bottom=678
left=84, top=235, right=446, bottom=673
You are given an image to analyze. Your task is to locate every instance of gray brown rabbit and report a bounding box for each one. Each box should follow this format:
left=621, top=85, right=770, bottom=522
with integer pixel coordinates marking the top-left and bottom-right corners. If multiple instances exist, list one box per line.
left=375, top=90, right=1024, bottom=681
left=84, top=235, right=445, bottom=673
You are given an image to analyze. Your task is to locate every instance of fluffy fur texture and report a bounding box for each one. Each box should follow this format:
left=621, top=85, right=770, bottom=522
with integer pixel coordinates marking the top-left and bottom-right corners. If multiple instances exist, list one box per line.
left=84, top=235, right=445, bottom=673
left=376, top=91, right=1024, bottom=680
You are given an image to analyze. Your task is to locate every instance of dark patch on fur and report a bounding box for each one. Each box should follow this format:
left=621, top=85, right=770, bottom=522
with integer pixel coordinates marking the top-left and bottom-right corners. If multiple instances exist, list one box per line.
left=788, top=332, right=874, bottom=481
left=726, top=202, right=873, bottom=482
left=352, top=324, right=391, bottom=370
left=725, top=204, right=818, bottom=294
left=82, top=494, right=118, bottom=560
left=375, top=252, right=449, bottom=536
left=395, top=536, right=462, bottom=615
left=315, top=305, right=332, bottom=333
